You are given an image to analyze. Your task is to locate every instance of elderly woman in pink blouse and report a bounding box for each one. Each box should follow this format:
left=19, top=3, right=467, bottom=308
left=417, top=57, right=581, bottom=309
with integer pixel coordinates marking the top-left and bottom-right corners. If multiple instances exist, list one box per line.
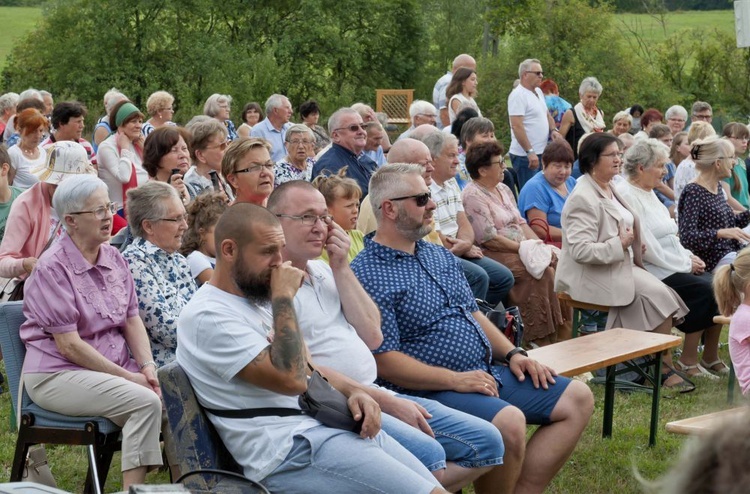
left=462, top=140, right=568, bottom=345
left=20, top=174, right=163, bottom=490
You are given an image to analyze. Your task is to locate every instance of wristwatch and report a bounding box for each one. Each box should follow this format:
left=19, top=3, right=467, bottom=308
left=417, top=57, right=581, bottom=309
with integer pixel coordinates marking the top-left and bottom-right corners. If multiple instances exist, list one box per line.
left=525, top=148, right=535, bottom=156
left=505, top=347, right=528, bottom=363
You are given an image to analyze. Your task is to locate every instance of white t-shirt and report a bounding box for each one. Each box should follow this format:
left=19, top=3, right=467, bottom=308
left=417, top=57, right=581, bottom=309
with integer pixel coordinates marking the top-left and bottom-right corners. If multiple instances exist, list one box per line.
left=508, top=85, right=550, bottom=156
left=295, top=261, right=379, bottom=385
left=176, top=284, right=320, bottom=481
left=8, top=145, right=44, bottom=189
left=186, top=250, right=215, bottom=281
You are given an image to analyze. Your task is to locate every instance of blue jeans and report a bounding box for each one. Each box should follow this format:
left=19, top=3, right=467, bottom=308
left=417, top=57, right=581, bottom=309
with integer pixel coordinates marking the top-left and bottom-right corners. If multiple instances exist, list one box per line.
left=459, top=256, right=514, bottom=306
left=510, top=153, right=542, bottom=190
left=383, top=394, right=504, bottom=470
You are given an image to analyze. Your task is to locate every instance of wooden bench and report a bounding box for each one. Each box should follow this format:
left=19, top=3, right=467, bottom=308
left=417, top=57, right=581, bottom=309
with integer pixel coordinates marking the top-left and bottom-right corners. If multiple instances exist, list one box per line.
left=528, top=328, right=681, bottom=446
left=666, top=407, right=747, bottom=435
left=557, top=292, right=609, bottom=338
left=713, top=315, right=737, bottom=403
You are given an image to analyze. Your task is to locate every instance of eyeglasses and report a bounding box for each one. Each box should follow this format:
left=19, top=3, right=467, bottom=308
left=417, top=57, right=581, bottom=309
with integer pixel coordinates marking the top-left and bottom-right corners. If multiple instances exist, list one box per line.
left=334, top=123, right=367, bottom=133
left=490, top=159, right=506, bottom=168
left=158, top=213, right=189, bottom=223
left=275, top=213, right=333, bottom=226
left=416, top=113, right=437, bottom=119
left=235, top=162, right=275, bottom=174
left=205, top=141, right=228, bottom=151
left=693, top=113, right=712, bottom=121
left=600, top=152, right=623, bottom=160
left=667, top=117, right=685, bottom=123
left=69, top=202, right=117, bottom=220
left=384, top=192, right=431, bottom=208
left=163, top=107, right=175, bottom=113
left=287, top=139, right=313, bottom=146
left=731, top=136, right=750, bottom=142
left=525, top=71, right=544, bottom=77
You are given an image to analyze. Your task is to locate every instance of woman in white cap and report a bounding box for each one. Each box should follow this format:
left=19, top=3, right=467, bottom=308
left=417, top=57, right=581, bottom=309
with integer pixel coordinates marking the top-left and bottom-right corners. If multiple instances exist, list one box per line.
left=0, top=140, right=95, bottom=280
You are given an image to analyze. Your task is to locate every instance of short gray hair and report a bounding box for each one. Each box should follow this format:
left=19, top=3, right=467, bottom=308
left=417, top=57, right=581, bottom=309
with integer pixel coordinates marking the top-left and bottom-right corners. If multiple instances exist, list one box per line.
left=622, top=138, right=670, bottom=180
left=328, top=107, right=360, bottom=134
left=285, top=123, right=314, bottom=141
left=126, top=181, right=181, bottom=238
left=39, top=90, right=52, bottom=100
left=264, top=94, right=287, bottom=116
left=518, top=58, right=541, bottom=78
left=612, top=110, right=632, bottom=126
left=103, top=88, right=127, bottom=113
left=52, top=175, right=109, bottom=218
left=409, top=100, right=437, bottom=120
left=18, top=88, right=42, bottom=102
left=0, top=93, right=19, bottom=114
left=578, top=77, right=603, bottom=96
left=369, top=163, right=424, bottom=223
left=421, top=131, right=457, bottom=159
left=203, top=93, right=232, bottom=118
left=691, top=101, right=712, bottom=116
left=665, top=105, right=688, bottom=121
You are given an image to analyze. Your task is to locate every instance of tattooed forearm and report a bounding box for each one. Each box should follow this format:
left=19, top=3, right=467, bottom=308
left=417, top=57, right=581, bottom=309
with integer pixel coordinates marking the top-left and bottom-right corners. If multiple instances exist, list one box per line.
left=270, top=296, right=306, bottom=380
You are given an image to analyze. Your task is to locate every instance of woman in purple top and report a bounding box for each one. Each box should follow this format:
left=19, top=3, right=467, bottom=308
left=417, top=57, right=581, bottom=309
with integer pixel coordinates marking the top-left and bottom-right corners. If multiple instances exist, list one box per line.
left=20, top=175, right=163, bottom=490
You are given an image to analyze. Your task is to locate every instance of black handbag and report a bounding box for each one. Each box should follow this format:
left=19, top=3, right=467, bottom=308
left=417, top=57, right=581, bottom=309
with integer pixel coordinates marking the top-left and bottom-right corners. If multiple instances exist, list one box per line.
left=476, top=300, right=525, bottom=347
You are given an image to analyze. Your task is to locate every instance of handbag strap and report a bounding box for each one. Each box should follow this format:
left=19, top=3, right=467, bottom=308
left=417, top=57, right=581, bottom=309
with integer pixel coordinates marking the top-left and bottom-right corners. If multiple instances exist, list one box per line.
left=527, top=217, right=553, bottom=243
left=41, top=222, right=63, bottom=255
left=203, top=406, right=307, bottom=419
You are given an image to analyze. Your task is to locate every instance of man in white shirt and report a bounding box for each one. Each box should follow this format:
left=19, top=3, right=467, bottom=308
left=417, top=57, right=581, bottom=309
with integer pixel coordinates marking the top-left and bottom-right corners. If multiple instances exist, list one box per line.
left=176, top=202, right=446, bottom=493
left=508, top=58, right=562, bottom=190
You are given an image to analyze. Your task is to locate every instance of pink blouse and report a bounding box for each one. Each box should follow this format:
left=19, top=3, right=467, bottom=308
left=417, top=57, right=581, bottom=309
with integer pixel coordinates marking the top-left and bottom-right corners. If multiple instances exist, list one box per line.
left=461, top=182, right=526, bottom=244
left=20, top=233, right=140, bottom=374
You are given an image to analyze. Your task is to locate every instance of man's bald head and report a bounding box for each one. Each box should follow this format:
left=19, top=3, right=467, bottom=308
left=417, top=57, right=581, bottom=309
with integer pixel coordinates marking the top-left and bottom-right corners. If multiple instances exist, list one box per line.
left=387, top=138, right=432, bottom=164
left=452, top=54, right=477, bottom=72
left=409, top=124, right=440, bottom=141
left=214, top=202, right=279, bottom=256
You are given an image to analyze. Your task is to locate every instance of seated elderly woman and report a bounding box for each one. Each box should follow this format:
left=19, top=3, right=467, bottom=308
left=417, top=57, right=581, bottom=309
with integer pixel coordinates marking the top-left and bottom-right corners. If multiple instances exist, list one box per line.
left=275, top=124, right=317, bottom=186
left=556, top=132, right=693, bottom=391
left=617, top=138, right=725, bottom=379
left=0, top=141, right=94, bottom=281
left=611, top=110, right=632, bottom=137
left=183, top=115, right=233, bottom=200
left=678, top=137, right=750, bottom=275
left=21, top=174, right=162, bottom=490
left=559, top=77, right=606, bottom=159
left=203, top=93, right=237, bottom=141
left=179, top=191, right=227, bottom=285
left=633, top=108, right=663, bottom=140
left=462, top=140, right=567, bottom=345
left=122, top=181, right=196, bottom=368
left=142, top=126, right=192, bottom=205
left=222, top=137, right=274, bottom=206
left=141, top=91, right=176, bottom=137
left=517, top=140, right=576, bottom=246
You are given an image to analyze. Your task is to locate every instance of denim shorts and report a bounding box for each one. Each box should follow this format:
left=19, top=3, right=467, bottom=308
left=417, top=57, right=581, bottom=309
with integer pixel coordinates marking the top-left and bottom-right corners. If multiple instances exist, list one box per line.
left=382, top=393, right=505, bottom=470
left=415, top=364, right=571, bottom=426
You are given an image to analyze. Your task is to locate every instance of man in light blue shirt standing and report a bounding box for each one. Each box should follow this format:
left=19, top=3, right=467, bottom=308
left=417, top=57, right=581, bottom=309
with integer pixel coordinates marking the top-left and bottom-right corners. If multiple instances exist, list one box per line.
left=250, top=94, right=293, bottom=162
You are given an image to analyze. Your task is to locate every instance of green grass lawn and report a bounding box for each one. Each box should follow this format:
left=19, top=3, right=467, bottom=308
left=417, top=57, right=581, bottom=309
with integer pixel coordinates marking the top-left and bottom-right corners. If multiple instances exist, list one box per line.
left=0, top=334, right=746, bottom=492
left=615, top=9, right=735, bottom=43
left=0, top=7, right=43, bottom=73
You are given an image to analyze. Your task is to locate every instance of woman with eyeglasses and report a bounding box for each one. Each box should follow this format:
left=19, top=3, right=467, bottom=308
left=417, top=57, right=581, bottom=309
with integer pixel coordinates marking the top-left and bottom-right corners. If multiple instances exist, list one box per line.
left=141, top=91, right=176, bottom=137
left=720, top=122, right=750, bottom=210
left=122, top=181, right=196, bottom=368
left=445, top=67, right=481, bottom=125
left=556, top=133, right=693, bottom=392
left=462, top=140, right=568, bottom=346
left=223, top=137, right=275, bottom=206
left=275, top=124, right=317, bottom=186
left=20, top=174, right=164, bottom=491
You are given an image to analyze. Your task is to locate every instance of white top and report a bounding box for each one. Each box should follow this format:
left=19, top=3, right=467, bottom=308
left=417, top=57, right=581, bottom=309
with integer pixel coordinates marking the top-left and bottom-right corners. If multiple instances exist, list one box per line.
left=295, top=261, right=379, bottom=385
left=176, top=284, right=320, bottom=481
left=447, top=93, right=481, bottom=124
left=609, top=196, right=634, bottom=229
left=429, top=178, right=464, bottom=237
left=96, top=134, right=148, bottom=207
left=673, top=158, right=696, bottom=204
left=186, top=250, right=214, bottom=281
left=508, top=85, right=549, bottom=156
left=616, top=180, right=693, bottom=280
left=8, top=145, right=44, bottom=189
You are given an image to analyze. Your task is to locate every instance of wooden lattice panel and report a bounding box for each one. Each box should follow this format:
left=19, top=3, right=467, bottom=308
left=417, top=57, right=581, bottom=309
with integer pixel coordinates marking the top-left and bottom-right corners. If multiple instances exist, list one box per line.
left=376, top=89, right=414, bottom=125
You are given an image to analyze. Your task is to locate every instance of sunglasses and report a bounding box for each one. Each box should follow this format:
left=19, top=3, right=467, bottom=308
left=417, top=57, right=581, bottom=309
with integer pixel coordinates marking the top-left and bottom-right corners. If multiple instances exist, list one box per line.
left=334, top=123, right=367, bottom=133
left=385, top=192, right=431, bottom=207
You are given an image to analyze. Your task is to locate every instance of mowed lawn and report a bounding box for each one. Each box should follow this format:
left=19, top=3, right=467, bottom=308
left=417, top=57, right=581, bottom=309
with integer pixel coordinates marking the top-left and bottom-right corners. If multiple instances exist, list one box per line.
left=0, top=7, right=43, bottom=72
left=615, top=9, right=735, bottom=43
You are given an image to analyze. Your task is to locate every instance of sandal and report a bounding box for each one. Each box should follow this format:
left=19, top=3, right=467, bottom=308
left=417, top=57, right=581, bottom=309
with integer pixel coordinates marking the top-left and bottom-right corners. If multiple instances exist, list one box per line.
left=675, top=360, right=719, bottom=380
left=700, top=359, right=731, bottom=375
left=661, top=369, right=696, bottom=393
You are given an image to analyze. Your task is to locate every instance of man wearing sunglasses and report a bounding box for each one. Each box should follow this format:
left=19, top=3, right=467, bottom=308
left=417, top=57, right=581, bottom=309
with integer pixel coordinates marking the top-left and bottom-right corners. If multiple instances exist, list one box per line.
left=352, top=163, right=594, bottom=494
left=312, top=107, right=378, bottom=197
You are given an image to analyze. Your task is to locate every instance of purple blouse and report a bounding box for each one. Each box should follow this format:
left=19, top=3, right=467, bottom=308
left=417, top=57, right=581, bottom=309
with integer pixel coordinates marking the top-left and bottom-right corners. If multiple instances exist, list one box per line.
left=21, top=233, right=140, bottom=374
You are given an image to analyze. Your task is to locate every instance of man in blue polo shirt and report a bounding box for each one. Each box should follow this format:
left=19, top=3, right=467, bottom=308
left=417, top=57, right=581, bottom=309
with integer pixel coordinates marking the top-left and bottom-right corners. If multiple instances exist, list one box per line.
left=250, top=94, right=293, bottom=162
left=312, top=107, right=378, bottom=197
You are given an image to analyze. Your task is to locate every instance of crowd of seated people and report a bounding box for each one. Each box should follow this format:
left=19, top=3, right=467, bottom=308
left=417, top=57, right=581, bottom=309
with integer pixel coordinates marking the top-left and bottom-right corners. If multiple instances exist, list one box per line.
left=1, top=65, right=747, bottom=492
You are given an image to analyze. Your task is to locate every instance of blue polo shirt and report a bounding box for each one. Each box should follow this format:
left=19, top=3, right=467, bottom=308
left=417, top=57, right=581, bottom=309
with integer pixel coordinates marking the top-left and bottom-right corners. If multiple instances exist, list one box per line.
left=351, top=235, right=499, bottom=393
left=250, top=118, right=291, bottom=163
left=312, top=143, right=378, bottom=197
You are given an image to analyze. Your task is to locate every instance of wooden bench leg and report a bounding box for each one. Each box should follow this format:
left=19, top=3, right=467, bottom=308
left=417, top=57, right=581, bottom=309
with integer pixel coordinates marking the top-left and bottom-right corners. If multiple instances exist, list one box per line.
left=602, top=365, right=616, bottom=438
left=649, top=351, right=663, bottom=447
left=728, top=361, right=736, bottom=404
left=572, top=309, right=581, bottom=339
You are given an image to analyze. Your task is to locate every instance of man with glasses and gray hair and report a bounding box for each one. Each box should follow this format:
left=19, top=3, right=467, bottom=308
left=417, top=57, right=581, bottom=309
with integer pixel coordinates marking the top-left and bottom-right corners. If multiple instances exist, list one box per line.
left=691, top=101, right=713, bottom=125
left=250, top=94, right=294, bottom=162
left=398, top=100, right=439, bottom=141
left=508, top=59, right=562, bottom=190
left=312, top=107, right=378, bottom=197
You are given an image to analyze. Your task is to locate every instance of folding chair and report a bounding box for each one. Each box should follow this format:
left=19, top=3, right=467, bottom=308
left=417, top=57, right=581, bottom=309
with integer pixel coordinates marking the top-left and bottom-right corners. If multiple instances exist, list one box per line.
left=0, top=301, right=121, bottom=494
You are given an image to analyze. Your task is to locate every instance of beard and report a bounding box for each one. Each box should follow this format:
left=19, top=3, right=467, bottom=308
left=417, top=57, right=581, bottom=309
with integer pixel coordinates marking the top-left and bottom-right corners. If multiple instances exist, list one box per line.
left=394, top=206, right=433, bottom=242
left=232, top=250, right=272, bottom=303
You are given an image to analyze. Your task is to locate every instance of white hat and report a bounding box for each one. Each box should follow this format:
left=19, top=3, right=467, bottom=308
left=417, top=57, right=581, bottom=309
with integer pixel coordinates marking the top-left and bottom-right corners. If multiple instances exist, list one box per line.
left=32, top=141, right=95, bottom=185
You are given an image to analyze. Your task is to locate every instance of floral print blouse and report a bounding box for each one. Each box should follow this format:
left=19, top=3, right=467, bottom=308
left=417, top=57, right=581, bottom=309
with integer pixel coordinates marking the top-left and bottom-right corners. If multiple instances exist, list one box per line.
left=122, top=237, right=196, bottom=367
left=461, top=181, right=527, bottom=244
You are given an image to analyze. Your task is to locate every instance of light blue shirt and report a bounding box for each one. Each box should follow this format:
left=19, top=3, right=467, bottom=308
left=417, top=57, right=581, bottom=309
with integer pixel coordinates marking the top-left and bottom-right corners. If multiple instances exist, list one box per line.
left=432, top=71, right=452, bottom=129
left=250, top=118, right=291, bottom=162
left=516, top=172, right=576, bottom=228
left=364, top=146, right=386, bottom=167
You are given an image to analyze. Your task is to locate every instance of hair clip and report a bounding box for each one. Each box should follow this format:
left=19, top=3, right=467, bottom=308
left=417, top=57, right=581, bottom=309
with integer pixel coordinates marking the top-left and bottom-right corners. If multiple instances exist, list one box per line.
left=730, top=263, right=736, bottom=273
left=690, top=143, right=702, bottom=160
